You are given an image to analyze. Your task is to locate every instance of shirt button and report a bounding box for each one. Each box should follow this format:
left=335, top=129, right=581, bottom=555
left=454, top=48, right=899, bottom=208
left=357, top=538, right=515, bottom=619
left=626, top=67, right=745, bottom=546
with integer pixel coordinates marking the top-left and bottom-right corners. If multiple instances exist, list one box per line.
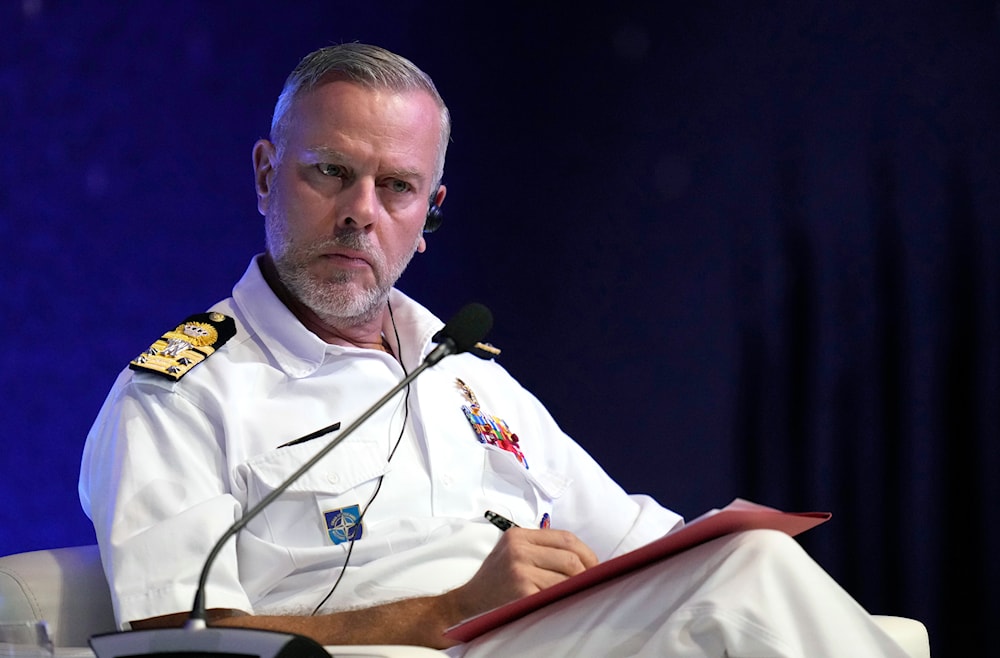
left=440, top=474, right=454, bottom=487
left=327, top=472, right=341, bottom=484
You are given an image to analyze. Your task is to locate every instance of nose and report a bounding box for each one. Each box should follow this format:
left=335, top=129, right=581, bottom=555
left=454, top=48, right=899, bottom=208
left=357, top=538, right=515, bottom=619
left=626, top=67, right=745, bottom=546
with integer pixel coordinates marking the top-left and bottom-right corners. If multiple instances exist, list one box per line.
left=336, top=178, right=379, bottom=230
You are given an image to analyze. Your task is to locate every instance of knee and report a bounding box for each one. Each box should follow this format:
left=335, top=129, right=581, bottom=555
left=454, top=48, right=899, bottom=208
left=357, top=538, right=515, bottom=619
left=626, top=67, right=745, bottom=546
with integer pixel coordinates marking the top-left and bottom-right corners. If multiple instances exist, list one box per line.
left=727, top=528, right=812, bottom=569
left=733, top=528, right=799, bottom=550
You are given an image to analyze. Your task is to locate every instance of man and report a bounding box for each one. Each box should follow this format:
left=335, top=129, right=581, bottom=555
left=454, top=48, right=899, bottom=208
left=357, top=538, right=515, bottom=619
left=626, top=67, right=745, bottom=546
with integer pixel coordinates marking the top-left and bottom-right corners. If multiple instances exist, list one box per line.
left=80, top=43, right=908, bottom=656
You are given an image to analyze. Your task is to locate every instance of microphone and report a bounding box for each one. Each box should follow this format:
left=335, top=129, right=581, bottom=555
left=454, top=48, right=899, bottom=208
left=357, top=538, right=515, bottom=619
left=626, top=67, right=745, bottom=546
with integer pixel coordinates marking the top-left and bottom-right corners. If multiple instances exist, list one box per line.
left=89, top=302, right=493, bottom=658
left=426, top=302, right=493, bottom=366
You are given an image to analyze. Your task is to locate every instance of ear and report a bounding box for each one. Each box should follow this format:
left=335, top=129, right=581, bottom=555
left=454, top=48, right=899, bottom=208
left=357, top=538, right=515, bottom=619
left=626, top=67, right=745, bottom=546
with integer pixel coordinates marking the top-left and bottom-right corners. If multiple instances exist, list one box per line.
left=433, top=184, right=447, bottom=208
left=417, top=184, right=447, bottom=253
left=252, top=139, right=279, bottom=216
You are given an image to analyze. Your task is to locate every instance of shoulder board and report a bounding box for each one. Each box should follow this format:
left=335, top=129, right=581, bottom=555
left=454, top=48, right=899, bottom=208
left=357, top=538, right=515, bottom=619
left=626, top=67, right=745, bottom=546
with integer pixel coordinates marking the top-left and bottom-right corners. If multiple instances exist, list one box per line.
left=129, top=312, right=236, bottom=381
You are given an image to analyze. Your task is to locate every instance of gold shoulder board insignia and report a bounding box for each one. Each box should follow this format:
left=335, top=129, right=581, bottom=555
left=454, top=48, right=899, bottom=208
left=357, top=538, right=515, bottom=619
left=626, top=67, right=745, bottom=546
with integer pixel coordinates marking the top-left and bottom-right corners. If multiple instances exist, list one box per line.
left=129, top=312, right=236, bottom=381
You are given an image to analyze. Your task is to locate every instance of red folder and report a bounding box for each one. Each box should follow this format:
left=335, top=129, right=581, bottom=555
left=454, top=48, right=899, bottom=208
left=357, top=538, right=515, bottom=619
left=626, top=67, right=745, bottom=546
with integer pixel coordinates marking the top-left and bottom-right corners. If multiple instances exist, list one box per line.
left=444, top=498, right=831, bottom=642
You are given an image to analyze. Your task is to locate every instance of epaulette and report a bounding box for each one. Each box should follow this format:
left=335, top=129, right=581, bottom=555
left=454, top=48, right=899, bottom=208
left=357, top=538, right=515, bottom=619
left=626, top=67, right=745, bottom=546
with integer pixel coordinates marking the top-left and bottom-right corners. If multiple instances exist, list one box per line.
left=470, top=341, right=502, bottom=360
left=129, top=312, right=236, bottom=381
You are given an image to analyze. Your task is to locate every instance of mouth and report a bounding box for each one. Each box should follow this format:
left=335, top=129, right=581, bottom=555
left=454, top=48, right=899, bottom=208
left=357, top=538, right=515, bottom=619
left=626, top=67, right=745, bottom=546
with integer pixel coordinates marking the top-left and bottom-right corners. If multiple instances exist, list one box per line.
left=320, top=249, right=372, bottom=269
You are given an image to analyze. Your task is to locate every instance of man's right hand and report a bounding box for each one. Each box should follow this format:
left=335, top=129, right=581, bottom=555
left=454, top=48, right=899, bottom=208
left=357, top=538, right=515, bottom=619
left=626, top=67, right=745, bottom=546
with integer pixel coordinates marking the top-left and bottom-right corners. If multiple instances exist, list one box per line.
left=442, top=526, right=599, bottom=622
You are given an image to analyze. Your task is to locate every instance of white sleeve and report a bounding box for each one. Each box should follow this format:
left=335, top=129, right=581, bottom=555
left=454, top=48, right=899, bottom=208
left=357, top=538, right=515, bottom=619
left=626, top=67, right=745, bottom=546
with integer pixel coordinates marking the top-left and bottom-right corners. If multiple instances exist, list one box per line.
left=491, top=371, right=684, bottom=559
left=79, top=371, right=252, bottom=628
left=549, top=434, right=684, bottom=559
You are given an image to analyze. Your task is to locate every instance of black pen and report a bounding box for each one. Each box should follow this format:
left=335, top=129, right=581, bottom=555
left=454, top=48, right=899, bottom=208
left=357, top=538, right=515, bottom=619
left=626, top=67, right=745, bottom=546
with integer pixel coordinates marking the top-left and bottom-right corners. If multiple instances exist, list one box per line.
left=485, top=510, right=519, bottom=531
left=277, top=421, right=341, bottom=449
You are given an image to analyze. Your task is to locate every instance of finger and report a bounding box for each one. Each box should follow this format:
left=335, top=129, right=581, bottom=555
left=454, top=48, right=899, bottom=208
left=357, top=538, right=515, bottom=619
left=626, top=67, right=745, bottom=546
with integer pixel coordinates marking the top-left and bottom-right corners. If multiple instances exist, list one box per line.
left=498, top=529, right=597, bottom=579
left=506, top=527, right=599, bottom=570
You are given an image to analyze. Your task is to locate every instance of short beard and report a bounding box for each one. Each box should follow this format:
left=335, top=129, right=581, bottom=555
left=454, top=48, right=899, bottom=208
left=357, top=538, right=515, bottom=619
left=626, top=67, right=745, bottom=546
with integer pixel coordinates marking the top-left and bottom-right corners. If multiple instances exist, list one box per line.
left=266, top=213, right=419, bottom=327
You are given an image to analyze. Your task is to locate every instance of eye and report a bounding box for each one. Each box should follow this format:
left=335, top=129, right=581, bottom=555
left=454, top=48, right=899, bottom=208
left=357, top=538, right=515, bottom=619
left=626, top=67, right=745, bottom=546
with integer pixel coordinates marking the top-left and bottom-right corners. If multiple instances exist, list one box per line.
left=317, top=163, right=347, bottom=178
left=387, top=179, right=412, bottom=193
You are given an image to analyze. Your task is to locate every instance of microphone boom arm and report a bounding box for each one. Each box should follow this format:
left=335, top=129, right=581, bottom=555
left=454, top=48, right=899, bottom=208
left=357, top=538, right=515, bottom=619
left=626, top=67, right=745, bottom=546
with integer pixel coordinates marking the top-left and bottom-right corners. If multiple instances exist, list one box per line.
left=186, top=300, right=491, bottom=627
left=187, top=355, right=440, bottom=627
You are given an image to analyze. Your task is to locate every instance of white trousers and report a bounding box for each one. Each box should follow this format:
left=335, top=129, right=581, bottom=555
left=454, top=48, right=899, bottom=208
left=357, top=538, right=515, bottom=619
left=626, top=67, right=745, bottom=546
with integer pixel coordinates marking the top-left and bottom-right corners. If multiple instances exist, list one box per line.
left=448, top=529, right=909, bottom=657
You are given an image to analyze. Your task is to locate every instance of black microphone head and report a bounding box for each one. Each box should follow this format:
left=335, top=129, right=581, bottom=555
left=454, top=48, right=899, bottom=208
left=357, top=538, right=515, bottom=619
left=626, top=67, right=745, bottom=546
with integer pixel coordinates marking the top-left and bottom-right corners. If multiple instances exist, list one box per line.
left=433, top=302, right=493, bottom=354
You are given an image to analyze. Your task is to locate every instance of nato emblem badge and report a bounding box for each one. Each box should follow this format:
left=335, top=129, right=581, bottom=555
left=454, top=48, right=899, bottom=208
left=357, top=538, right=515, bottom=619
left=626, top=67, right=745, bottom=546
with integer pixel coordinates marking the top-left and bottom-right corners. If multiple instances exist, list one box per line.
left=325, top=504, right=364, bottom=545
left=130, top=312, right=236, bottom=381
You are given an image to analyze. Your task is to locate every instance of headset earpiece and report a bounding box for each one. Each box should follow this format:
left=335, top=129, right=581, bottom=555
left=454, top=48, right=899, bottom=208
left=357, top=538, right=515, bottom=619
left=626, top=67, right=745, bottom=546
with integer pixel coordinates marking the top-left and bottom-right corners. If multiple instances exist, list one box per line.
left=424, top=202, right=444, bottom=233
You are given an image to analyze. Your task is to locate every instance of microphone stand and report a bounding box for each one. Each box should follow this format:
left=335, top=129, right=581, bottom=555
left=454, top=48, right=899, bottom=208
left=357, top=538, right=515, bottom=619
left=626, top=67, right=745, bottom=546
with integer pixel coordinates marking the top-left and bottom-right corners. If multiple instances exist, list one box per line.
left=90, top=358, right=445, bottom=658
left=89, top=302, right=491, bottom=658
left=188, top=346, right=450, bottom=627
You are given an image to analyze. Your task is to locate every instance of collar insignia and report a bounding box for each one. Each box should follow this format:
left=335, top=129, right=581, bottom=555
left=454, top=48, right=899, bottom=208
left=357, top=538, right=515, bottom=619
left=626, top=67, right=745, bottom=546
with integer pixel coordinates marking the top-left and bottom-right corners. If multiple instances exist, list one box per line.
left=470, top=342, right=502, bottom=360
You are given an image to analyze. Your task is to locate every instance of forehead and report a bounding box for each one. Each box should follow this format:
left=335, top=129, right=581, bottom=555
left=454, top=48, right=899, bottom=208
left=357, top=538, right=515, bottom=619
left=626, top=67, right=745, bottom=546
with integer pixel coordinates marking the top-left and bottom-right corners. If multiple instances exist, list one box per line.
left=282, top=80, right=441, bottom=171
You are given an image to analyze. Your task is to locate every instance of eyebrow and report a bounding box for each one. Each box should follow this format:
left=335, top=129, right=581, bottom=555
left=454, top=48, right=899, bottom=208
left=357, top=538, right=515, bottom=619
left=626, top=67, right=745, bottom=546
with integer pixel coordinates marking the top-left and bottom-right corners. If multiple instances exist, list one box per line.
left=303, top=146, right=348, bottom=161
left=304, top=147, right=428, bottom=183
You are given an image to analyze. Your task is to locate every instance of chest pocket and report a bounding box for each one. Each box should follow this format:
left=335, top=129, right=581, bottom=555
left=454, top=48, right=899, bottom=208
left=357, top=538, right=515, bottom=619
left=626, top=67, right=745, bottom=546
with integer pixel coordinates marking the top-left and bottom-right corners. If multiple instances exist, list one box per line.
left=235, top=439, right=388, bottom=547
left=480, top=445, right=571, bottom=526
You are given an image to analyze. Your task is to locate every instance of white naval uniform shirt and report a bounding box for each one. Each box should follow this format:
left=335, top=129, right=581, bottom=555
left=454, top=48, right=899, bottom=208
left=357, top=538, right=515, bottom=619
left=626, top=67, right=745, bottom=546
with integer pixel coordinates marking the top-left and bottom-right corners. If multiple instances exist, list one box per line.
left=79, top=255, right=682, bottom=628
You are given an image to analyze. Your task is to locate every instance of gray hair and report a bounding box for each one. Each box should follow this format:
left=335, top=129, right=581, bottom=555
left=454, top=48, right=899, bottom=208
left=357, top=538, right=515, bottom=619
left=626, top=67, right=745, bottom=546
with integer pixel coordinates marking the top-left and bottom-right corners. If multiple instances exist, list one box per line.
left=270, top=42, right=451, bottom=186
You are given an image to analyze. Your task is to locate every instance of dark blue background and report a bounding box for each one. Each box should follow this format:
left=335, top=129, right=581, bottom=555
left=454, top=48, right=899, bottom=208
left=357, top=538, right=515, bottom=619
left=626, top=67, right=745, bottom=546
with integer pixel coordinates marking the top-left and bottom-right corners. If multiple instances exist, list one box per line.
left=3, top=2, right=997, bottom=655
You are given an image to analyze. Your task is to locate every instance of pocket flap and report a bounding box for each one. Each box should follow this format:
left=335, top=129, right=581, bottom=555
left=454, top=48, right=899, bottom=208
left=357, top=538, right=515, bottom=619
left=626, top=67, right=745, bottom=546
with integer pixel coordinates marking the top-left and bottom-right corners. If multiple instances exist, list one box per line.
left=240, top=439, right=388, bottom=497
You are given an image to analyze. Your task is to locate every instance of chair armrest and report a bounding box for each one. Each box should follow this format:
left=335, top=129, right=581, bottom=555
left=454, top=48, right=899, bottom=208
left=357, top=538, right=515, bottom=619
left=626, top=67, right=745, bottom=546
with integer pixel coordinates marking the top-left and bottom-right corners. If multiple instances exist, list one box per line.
left=872, top=615, right=930, bottom=658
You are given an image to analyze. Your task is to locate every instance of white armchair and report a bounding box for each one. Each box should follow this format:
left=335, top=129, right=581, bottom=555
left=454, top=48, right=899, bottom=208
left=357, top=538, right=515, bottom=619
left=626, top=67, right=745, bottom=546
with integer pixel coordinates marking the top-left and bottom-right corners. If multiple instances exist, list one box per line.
left=0, top=545, right=929, bottom=657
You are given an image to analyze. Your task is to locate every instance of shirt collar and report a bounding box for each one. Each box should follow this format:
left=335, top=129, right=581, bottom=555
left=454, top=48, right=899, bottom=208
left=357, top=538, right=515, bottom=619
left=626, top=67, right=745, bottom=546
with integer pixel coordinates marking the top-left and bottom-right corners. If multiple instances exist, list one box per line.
left=231, top=255, right=445, bottom=378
